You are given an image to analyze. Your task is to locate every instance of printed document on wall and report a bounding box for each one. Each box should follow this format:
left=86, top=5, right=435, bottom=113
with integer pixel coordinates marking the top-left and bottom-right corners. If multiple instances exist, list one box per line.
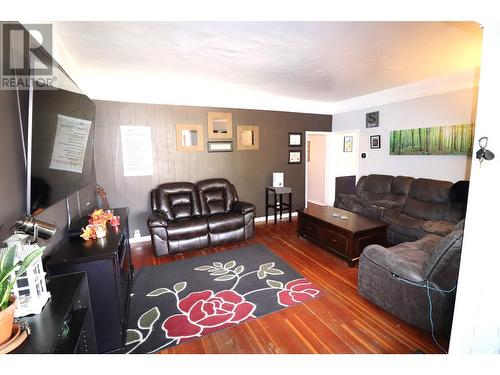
left=49, top=114, right=92, bottom=173
left=120, top=125, right=154, bottom=176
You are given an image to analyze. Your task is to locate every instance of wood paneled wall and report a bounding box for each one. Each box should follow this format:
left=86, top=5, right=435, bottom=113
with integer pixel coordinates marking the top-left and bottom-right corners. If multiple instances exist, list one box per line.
left=93, top=100, right=332, bottom=236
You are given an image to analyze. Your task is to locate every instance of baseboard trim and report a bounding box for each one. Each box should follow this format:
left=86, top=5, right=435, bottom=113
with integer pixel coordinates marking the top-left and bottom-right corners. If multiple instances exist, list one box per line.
left=254, top=212, right=298, bottom=223
left=129, top=235, right=151, bottom=244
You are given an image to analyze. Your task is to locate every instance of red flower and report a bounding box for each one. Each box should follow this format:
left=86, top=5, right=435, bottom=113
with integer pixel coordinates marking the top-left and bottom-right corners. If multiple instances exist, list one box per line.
left=277, top=278, right=320, bottom=307
left=162, top=290, right=256, bottom=340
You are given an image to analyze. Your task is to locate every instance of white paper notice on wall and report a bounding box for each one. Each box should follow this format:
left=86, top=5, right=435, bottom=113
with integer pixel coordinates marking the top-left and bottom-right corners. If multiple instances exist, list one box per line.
left=120, top=125, right=154, bottom=177
left=49, top=114, right=92, bottom=173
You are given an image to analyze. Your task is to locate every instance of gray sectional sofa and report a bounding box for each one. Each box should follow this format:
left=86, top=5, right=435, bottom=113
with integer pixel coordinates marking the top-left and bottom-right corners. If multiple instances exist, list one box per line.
left=335, top=174, right=468, bottom=337
left=358, top=220, right=464, bottom=336
left=335, top=174, right=468, bottom=245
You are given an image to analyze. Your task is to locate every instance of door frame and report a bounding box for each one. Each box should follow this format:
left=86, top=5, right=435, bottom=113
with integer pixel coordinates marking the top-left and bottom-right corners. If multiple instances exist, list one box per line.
left=304, top=131, right=331, bottom=207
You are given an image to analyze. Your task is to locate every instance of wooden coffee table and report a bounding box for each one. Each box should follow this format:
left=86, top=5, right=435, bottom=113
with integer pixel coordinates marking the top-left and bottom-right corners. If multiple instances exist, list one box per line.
left=297, top=204, right=388, bottom=267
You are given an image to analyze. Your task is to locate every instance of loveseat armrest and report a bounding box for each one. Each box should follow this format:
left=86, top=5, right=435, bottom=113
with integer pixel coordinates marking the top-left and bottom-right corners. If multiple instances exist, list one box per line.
left=361, top=244, right=425, bottom=283
left=147, top=211, right=170, bottom=228
left=231, top=201, right=255, bottom=215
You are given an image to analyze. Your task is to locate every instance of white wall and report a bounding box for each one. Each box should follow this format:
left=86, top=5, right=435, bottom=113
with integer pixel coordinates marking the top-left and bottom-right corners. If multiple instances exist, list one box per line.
left=449, top=22, right=500, bottom=354
left=332, top=88, right=477, bottom=182
left=307, top=134, right=327, bottom=205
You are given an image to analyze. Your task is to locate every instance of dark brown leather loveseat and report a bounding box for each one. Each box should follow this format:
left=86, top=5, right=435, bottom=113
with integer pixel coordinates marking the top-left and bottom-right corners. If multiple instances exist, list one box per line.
left=147, top=178, right=255, bottom=256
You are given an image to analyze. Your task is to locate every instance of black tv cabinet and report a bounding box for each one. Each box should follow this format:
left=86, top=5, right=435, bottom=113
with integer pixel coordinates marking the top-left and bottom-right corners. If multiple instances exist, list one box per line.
left=14, top=272, right=97, bottom=353
left=47, top=207, right=133, bottom=353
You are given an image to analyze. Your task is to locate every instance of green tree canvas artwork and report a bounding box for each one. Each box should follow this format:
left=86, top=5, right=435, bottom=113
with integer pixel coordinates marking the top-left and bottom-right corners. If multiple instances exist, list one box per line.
left=389, top=123, right=474, bottom=155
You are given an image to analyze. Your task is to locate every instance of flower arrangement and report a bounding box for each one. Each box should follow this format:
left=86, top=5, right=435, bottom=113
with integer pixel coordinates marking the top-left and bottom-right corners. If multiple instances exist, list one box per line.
left=80, top=209, right=113, bottom=241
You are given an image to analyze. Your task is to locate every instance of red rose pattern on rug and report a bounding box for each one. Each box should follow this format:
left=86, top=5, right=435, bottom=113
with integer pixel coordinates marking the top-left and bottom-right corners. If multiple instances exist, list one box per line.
left=126, top=260, right=321, bottom=353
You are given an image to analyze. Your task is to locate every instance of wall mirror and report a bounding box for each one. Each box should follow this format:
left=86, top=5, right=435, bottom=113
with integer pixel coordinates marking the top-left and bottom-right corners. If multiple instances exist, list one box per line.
left=176, top=124, right=204, bottom=152
left=208, top=112, right=233, bottom=139
left=237, top=125, right=259, bottom=150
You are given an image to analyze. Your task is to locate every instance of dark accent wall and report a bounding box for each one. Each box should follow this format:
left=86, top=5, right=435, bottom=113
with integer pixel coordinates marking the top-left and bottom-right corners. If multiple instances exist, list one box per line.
left=0, top=88, right=97, bottom=254
left=93, top=100, right=332, bottom=236
left=0, top=89, right=26, bottom=240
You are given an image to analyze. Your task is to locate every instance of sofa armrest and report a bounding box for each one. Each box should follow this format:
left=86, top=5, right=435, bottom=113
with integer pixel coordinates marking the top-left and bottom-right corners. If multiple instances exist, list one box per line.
left=147, top=211, right=170, bottom=228
left=231, top=201, right=255, bottom=215
left=361, top=244, right=425, bottom=283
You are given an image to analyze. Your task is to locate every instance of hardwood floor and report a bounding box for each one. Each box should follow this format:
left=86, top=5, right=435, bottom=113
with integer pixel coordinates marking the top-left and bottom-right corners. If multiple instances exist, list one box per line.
left=130, top=218, right=447, bottom=354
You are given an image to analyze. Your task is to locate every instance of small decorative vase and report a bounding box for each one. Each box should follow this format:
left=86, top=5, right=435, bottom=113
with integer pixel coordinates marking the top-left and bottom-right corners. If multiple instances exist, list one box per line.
left=95, top=227, right=107, bottom=239
left=0, top=296, right=17, bottom=346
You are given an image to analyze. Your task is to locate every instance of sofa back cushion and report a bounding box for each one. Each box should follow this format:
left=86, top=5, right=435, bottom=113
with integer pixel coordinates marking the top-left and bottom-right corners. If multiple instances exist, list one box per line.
left=154, top=182, right=202, bottom=221
left=197, top=178, right=237, bottom=216
left=356, top=174, right=394, bottom=203
left=364, top=174, right=394, bottom=194
left=402, top=178, right=453, bottom=220
left=423, top=222, right=464, bottom=289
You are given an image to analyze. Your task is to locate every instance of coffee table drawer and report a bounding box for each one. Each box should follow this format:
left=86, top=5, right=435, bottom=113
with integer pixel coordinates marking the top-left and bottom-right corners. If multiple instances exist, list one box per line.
left=319, top=228, right=348, bottom=255
left=298, top=215, right=318, bottom=240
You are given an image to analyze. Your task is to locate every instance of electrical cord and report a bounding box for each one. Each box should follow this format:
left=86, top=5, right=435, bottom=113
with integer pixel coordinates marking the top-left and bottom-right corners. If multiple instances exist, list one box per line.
left=391, top=273, right=456, bottom=353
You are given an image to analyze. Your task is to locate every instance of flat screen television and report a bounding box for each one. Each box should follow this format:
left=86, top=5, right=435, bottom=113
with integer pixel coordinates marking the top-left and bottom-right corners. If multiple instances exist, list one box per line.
left=27, top=60, right=96, bottom=215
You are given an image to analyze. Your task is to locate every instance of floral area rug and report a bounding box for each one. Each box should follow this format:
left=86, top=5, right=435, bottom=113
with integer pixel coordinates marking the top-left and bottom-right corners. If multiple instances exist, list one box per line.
left=125, top=243, right=322, bottom=354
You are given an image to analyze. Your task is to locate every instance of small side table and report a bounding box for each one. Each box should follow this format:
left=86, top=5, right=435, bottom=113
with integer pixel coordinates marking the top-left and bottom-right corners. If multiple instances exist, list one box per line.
left=265, top=187, right=292, bottom=224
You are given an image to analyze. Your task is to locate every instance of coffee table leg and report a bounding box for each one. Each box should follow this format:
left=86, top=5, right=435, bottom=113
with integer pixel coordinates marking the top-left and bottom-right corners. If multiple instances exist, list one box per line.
left=289, top=192, right=292, bottom=222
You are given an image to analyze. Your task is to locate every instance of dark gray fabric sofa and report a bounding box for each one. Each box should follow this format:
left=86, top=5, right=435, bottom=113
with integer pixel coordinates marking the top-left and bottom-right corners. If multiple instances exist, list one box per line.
left=336, top=174, right=414, bottom=220
left=335, top=174, right=467, bottom=245
left=384, top=178, right=465, bottom=244
left=358, top=220, right=464, bottom=336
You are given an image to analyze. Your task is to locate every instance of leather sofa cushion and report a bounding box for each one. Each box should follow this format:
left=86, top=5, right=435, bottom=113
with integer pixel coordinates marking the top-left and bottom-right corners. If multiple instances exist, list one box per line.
left=383, top=209, right=425, bottom=240
left=155, top=182, right=201, bottom=221
left=204, top=189, right=226, bottom=215
left=169, top=193, right=194, bottom=220
left=207, top=212, right=244, bottom=233
left=166, top=217, right=208, bottom=240
left=197, top=178, right=237, bottom=215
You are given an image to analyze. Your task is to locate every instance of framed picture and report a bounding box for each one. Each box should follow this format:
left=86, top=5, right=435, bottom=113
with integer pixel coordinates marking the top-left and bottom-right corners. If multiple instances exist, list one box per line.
left=288, top=150, right=302, bottom=164
left=370, top=135, right=381, bottom=149
left=208, top=112, right=232, bottom=140
left=366, top=111, right=379, bottom=128
left=343, top=136, right=353, bottom=152
left=176, top=124, right=204, bottom=152
left=288, top=132, right=302, bottom=147
left=207, top=141, right=233, bottom=152
left=237, top=125, right=259, bottom=150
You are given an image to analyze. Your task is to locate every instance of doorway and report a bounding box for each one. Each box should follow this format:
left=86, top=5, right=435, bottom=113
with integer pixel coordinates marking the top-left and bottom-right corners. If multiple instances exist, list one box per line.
left=305, top=130, right=359, bottom=207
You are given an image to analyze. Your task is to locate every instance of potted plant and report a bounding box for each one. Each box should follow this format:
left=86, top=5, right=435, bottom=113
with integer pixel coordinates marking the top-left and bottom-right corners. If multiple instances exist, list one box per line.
left=0, top=242, right=43, bottom=345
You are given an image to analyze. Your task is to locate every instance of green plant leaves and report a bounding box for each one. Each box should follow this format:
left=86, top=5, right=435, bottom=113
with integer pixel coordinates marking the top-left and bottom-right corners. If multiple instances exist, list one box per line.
left=266, top=280, right=284, bottom=289
left=138, top=306, right=160, bottom=330
left=257, top=262, right=284, bottom=279
left=234, top=265, right=245, bottom=275
left=125, top=329, right=143, bottom=345
left=147, top=288, right=170, bottom=297
left=173, top=281, right=186, bottom=293
left=214, top=274, right=236, bottom=282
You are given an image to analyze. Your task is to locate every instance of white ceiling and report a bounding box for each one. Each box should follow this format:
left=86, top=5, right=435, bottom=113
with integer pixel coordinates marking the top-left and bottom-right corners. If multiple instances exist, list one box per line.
left=52, top=21, right=482, bottom=112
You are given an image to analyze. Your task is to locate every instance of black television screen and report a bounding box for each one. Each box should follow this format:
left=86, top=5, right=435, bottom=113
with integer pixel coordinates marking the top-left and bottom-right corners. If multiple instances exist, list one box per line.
left=28, top=66, right=96, bottom=214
